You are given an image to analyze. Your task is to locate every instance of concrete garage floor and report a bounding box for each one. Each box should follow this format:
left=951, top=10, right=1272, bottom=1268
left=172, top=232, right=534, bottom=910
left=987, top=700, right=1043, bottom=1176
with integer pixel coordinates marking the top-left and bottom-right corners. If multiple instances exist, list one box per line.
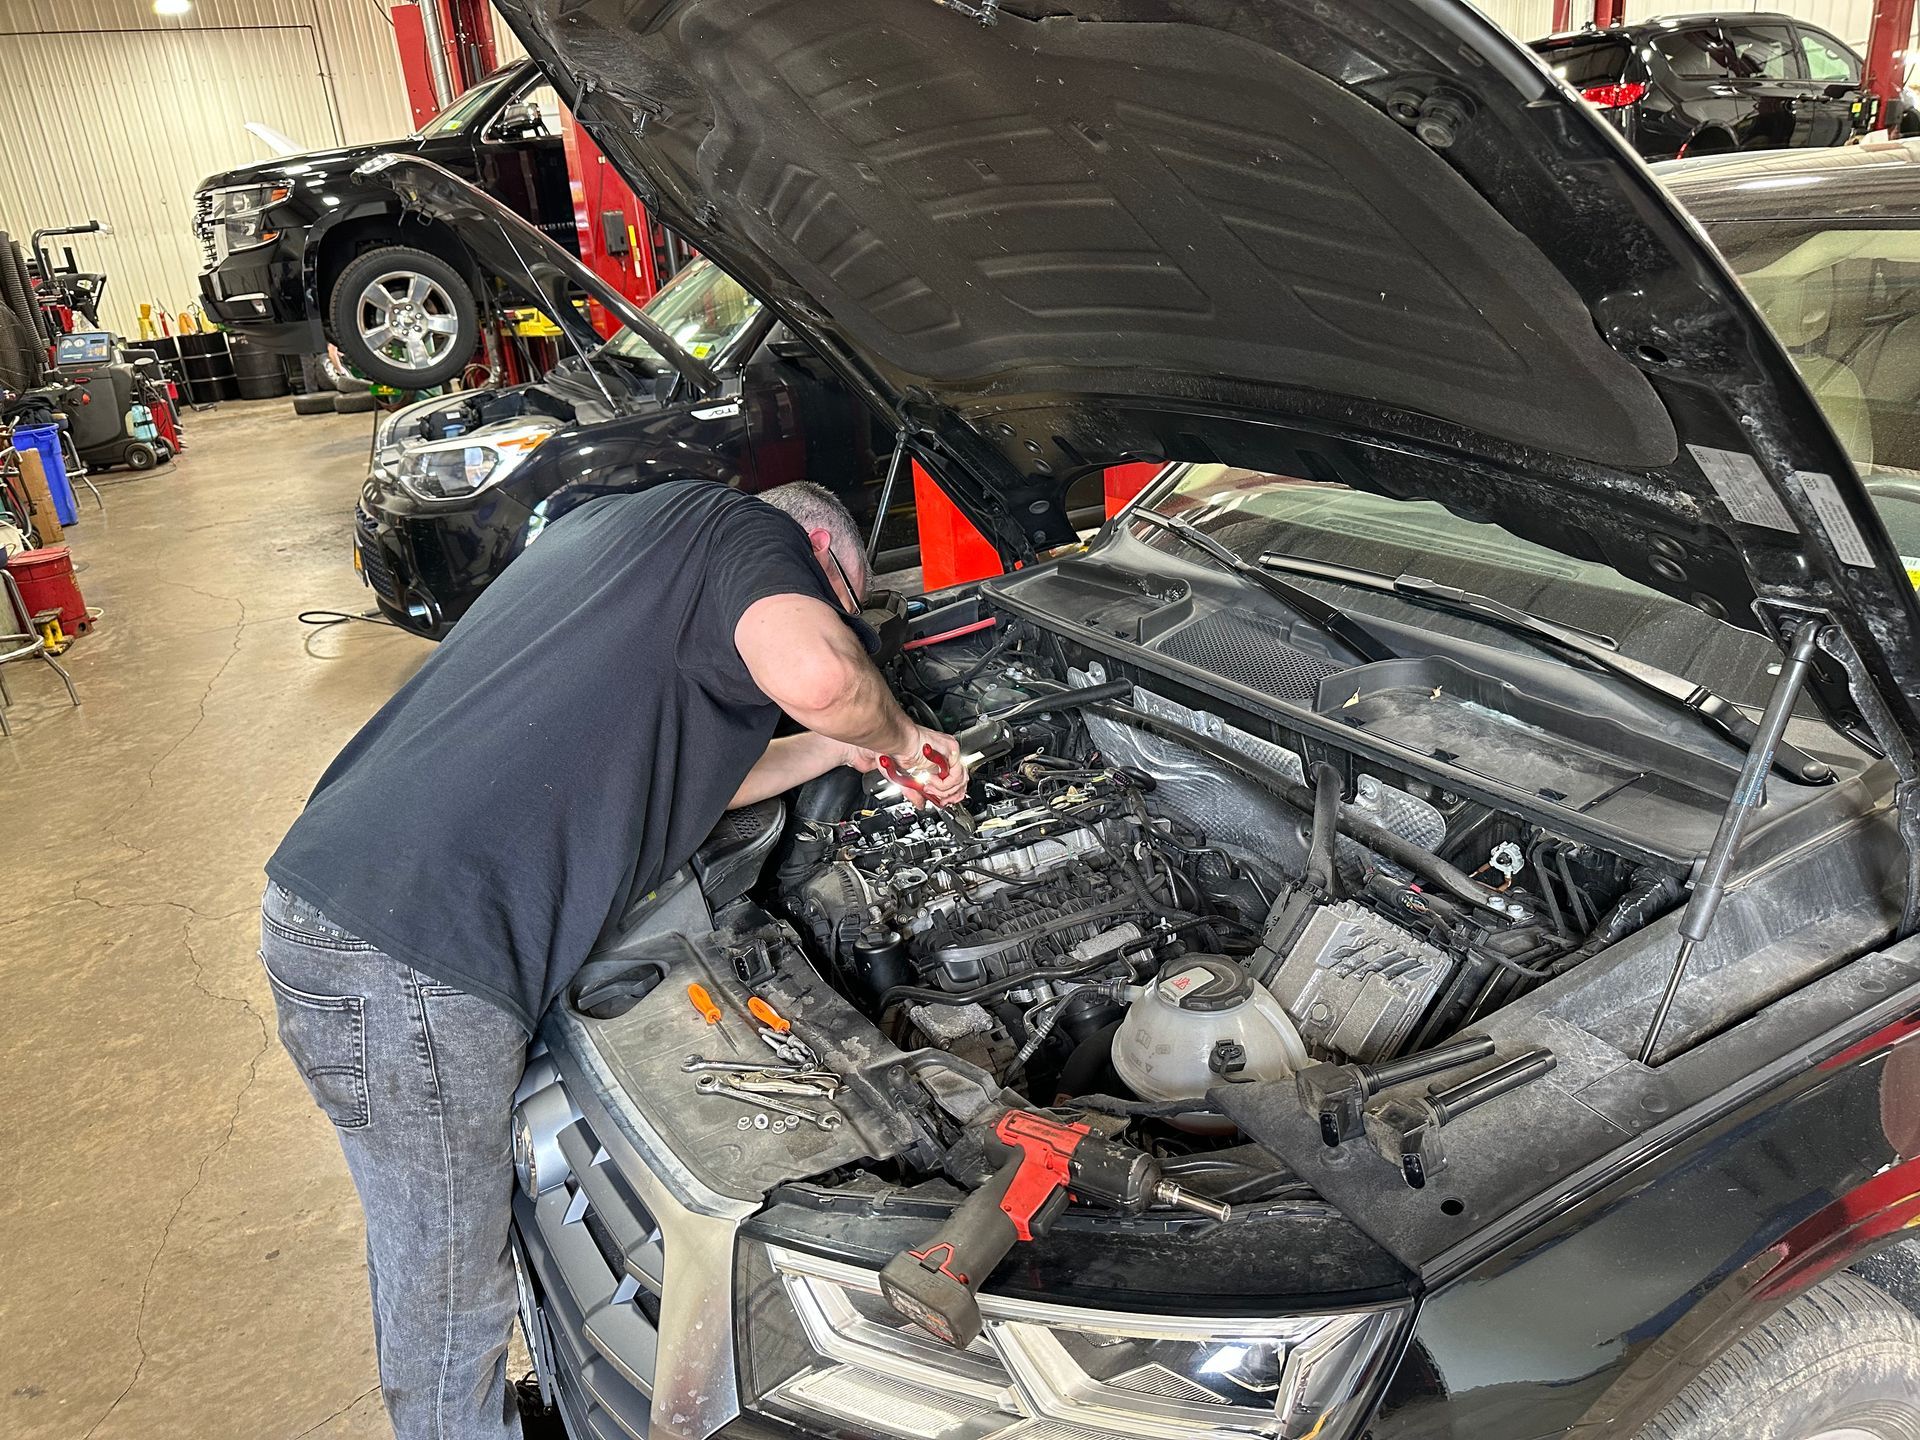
left=2, top=400, right=437, bottom=1438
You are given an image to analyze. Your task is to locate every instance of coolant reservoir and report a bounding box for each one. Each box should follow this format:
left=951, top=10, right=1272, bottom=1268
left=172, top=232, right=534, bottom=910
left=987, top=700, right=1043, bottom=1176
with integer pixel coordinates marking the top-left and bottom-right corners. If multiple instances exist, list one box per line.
left=1111, top=956, right=1309, bottom=1130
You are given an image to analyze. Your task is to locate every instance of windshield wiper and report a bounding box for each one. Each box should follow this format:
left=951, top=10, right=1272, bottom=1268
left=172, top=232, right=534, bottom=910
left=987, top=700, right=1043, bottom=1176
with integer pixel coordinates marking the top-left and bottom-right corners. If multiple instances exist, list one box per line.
left=1125, top=509, right=1397, bottom=663
left=1256, top=552, right=1833, bottom=785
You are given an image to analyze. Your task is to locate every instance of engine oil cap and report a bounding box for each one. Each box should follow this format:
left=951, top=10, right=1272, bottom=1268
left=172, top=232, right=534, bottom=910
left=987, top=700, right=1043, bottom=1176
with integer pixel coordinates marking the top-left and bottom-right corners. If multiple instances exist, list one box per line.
left=1155, top=956, right=1252, bottom=1013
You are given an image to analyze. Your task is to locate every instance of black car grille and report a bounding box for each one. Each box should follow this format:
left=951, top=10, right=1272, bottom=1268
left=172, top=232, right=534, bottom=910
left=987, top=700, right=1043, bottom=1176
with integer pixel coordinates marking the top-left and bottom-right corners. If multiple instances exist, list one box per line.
left=355, top=508, right=402, bottom=604
left=193, top=191, right=217, bottom=270
left=1154, top=610, right=1341, bottom=704
left=515, top=1112, right=661, bottom=1440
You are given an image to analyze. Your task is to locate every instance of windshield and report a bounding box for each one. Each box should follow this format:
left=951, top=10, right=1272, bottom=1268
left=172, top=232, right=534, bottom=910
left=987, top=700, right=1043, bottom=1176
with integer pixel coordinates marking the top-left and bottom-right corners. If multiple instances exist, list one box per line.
left=605, top=260, right=761, bottom=369
left=1703, top=217, right=1920, bottom=562
left=412, top=68, right=518, bottom=138
left=1148, top=465, right=1789, bottom=709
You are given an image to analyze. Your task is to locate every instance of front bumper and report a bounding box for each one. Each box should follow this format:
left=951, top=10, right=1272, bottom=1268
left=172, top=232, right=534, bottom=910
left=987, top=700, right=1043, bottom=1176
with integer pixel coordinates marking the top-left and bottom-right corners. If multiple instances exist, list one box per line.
left=354, top=476, right=535, bottom=638
left=513, top=1012, right=756, bottom=1440
left=195, top=231, right=321, bottom=353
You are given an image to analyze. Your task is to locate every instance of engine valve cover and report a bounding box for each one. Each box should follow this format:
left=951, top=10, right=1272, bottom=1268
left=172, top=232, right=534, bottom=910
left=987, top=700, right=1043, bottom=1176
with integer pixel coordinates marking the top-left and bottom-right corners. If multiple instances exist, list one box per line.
left=1267, top=900, right=1454, bottom=1061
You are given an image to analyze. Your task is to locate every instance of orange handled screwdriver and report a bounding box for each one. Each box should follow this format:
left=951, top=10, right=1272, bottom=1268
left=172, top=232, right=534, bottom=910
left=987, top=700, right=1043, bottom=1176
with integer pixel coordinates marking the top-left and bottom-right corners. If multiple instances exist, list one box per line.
left=688, top=983, right=741, bottom=1053
left=747, top=996, right=790, bottom=1034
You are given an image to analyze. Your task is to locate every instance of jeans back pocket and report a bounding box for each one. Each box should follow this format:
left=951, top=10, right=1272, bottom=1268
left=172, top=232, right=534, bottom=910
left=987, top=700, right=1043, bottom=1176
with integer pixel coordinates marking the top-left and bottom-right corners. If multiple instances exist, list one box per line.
left=261, top=957, right=371, bottom=1129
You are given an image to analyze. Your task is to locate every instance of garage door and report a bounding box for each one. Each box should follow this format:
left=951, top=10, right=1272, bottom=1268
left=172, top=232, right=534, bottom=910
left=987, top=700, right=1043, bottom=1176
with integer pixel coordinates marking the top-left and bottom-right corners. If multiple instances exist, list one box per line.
left=0, top=25, right=338, bottom=337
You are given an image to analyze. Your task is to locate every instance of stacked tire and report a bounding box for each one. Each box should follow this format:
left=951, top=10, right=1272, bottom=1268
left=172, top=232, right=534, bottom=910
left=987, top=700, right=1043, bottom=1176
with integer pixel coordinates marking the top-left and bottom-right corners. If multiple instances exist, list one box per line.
left=290, top=351, right=385, bottom=415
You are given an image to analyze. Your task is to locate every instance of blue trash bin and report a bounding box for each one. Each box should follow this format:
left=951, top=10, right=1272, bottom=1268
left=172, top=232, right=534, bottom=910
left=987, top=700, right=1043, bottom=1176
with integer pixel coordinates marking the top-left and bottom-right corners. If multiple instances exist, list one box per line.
left=13, top=425, right=78, bottom=527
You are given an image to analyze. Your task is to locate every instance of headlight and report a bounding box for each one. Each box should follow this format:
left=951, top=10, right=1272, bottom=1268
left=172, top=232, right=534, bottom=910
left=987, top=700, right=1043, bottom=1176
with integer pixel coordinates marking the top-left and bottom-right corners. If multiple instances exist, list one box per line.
left=394, top=423, right=555, bottom=502
left=209, top=185, right=289, bottom=251
left=740, top=1244, right=1408, bottom=1440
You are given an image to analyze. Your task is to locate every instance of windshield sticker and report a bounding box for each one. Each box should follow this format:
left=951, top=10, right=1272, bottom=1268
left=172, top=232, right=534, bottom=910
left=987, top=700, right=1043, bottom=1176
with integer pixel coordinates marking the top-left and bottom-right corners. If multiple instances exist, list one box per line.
left=1687, top=444, right=1795, bottom=532
left=1795, top=471, right=1875, bottom=568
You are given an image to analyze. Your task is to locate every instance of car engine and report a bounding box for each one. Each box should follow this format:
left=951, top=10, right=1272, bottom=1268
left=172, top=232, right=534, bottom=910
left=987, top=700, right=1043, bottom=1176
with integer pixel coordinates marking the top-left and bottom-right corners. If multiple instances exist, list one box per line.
left=764, top=622, right=1667, bottom=1131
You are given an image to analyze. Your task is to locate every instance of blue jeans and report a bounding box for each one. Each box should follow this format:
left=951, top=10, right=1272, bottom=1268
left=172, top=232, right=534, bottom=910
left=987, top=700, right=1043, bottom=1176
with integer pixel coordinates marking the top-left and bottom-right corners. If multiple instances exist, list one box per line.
left=260, top=883, right=527, bottom=1439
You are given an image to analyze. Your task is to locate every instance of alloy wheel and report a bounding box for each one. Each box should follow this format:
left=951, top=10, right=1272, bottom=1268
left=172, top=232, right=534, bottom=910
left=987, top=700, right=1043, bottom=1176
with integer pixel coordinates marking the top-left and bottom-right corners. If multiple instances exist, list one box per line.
left=353, top=269, right=461, bottom=375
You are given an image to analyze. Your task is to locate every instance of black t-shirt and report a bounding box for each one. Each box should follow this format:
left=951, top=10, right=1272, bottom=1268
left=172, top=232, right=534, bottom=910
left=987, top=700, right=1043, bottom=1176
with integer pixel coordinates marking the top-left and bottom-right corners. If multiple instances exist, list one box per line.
left=267, top=481, right=835, bottom=1031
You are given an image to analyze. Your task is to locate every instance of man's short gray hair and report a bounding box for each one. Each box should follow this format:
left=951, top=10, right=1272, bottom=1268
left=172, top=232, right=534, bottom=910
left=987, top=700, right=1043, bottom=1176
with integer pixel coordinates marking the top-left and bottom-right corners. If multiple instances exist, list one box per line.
left=762, top=482, right=865, bottom=578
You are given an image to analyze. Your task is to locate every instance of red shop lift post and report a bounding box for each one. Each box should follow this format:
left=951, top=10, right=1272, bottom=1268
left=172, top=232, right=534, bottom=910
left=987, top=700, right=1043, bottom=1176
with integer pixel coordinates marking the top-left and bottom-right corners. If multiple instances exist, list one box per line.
left=1864, top=0, right=1918, bottom=133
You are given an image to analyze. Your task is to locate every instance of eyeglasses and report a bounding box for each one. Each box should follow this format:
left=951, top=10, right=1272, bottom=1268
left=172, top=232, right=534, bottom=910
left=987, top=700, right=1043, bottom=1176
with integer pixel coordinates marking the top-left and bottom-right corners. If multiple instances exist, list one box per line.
left=822, top=545, right=862, bottom=615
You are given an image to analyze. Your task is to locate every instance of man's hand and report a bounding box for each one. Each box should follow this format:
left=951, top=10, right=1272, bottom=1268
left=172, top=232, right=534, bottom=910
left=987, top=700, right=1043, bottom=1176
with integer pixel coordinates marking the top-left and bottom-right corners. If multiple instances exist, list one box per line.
left=884, top=726, right=968, bottom=807
left=728, top=729, right=967, bottom=810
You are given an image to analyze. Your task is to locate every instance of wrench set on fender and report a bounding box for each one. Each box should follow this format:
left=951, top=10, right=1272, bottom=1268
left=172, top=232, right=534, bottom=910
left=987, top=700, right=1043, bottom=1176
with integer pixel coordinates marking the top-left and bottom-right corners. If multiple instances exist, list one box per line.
left=684, top=983, right=843, bottom=1132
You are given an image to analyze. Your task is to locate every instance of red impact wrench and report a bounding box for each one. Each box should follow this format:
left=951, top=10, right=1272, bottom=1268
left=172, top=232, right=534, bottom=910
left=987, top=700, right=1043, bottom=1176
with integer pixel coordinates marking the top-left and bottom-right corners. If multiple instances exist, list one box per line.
left=878, top=1108, right=1231, bottom=1347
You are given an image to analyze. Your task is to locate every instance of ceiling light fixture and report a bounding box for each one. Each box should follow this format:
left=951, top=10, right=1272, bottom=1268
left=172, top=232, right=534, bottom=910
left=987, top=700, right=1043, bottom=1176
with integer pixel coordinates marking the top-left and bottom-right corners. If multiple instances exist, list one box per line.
left=153, top=0, right=192, bottom=15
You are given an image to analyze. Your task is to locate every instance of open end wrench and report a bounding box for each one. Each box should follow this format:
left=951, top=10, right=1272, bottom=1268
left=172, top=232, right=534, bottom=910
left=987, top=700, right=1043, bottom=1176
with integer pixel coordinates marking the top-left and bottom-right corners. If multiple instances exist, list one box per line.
left=684, top=1054, right=809, bottom=1075
left=694, top=1073, right=842, bottom=1130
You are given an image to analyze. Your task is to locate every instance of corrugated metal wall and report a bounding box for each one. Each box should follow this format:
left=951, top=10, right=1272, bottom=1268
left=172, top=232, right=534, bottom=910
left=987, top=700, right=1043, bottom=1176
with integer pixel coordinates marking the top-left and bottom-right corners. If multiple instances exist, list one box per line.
left=2, top=0, right=410, bottom=145
left=491, top=2, right=529, bottom=65
left=0, top=0, right=410, bottom=336
left=1479, top=1, right=1563, bottom=41
left=0, top=25, right=340, bottom=336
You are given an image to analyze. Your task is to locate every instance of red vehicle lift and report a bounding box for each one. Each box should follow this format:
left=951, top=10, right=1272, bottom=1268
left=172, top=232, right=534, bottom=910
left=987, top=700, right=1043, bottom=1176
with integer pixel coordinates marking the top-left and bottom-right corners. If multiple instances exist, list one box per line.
left=390, top=0, right=662, bottom=318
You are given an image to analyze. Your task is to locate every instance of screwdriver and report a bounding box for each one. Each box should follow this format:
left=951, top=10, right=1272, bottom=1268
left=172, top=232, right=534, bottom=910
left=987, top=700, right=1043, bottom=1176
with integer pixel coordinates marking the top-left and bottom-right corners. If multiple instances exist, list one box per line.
left=688, top=983, right=741, bottom=1053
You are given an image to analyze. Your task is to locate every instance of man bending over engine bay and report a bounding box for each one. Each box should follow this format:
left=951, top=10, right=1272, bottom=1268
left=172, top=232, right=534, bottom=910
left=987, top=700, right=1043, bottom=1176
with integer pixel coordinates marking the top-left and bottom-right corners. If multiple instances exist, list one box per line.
left=257, top=479, right=967, bottom=1439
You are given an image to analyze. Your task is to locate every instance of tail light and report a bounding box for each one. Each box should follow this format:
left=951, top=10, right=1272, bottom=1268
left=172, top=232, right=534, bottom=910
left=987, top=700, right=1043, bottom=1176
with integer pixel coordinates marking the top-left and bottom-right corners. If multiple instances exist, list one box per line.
left=1581, top=81, right=1648, bottom=109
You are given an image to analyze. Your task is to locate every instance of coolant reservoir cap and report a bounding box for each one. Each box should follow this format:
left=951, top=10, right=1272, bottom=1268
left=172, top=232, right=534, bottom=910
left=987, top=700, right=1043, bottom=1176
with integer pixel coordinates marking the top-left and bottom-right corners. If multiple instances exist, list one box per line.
left=1155, top=956, right=1252, bottom=1013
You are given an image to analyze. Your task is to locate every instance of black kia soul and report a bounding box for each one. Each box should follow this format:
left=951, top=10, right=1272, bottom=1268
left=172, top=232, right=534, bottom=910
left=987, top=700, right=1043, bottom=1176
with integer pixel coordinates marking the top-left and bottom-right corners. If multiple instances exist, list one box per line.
left=472, top=3, right=1920, bottom=1440
left=1531, top=13, right=1871, bottom=160
left=193, top=59, right=572, bottom=388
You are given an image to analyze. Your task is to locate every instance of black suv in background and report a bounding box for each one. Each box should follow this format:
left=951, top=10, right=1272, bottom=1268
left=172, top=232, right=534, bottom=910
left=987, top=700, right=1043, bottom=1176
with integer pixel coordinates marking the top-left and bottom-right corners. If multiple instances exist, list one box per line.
left=193, top=59, right=572, bottom=388
left=1531, top=13, right=1870, bottom=159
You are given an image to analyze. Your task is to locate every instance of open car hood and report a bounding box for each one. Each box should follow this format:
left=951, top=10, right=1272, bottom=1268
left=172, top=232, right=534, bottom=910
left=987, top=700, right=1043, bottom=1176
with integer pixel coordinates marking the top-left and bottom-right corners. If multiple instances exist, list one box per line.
left=492, top=0, right=1920, bottom=747
left=356, top=153, right=717, bottom=394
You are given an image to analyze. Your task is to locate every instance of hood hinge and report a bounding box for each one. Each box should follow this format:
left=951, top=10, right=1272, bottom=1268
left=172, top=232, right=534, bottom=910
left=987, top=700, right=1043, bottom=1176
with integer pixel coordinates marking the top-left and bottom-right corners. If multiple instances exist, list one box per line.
left=1818, top=621, right=1920, bottom=939
left=934, top=0, right=1001, bottom=25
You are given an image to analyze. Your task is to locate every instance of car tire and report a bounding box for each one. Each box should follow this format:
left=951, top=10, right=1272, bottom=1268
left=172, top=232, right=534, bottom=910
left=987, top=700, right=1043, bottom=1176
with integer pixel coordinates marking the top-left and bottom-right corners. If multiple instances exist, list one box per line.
left=334, top=391, right=381, bottom=414
left=328, top=245, right=477, bottom=390
left=292, top=391, right=335, bottom=416
left=1636, top=1272, right=1920, bottom=1440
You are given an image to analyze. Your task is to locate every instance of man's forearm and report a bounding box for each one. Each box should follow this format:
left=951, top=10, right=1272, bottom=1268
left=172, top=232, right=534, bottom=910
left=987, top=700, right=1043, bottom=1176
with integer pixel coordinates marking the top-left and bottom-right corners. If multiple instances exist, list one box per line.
left=728, top=733, right=853, bottom=809
left=735, top=592, right=963, bottom=804
left=803, top=656, right=918, bottom=756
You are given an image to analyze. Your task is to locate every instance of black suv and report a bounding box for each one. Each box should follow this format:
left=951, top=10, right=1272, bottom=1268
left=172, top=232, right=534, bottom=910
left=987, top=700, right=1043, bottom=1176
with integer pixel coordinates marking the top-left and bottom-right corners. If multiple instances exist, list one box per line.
left=192, top=59, right=572, bottom=388
left=1531, top=13, right=1870, bottom=160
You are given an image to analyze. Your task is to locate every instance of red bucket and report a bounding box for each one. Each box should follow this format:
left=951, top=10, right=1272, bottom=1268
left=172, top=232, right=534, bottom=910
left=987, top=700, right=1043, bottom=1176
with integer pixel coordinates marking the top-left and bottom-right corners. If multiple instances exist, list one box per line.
left=7, top=545, right=91, bottom=636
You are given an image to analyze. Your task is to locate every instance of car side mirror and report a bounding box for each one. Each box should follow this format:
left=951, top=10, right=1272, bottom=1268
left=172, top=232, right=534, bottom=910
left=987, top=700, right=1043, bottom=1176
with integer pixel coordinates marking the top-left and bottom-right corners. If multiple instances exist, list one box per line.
left=494, top=101, right=545, bottom=140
